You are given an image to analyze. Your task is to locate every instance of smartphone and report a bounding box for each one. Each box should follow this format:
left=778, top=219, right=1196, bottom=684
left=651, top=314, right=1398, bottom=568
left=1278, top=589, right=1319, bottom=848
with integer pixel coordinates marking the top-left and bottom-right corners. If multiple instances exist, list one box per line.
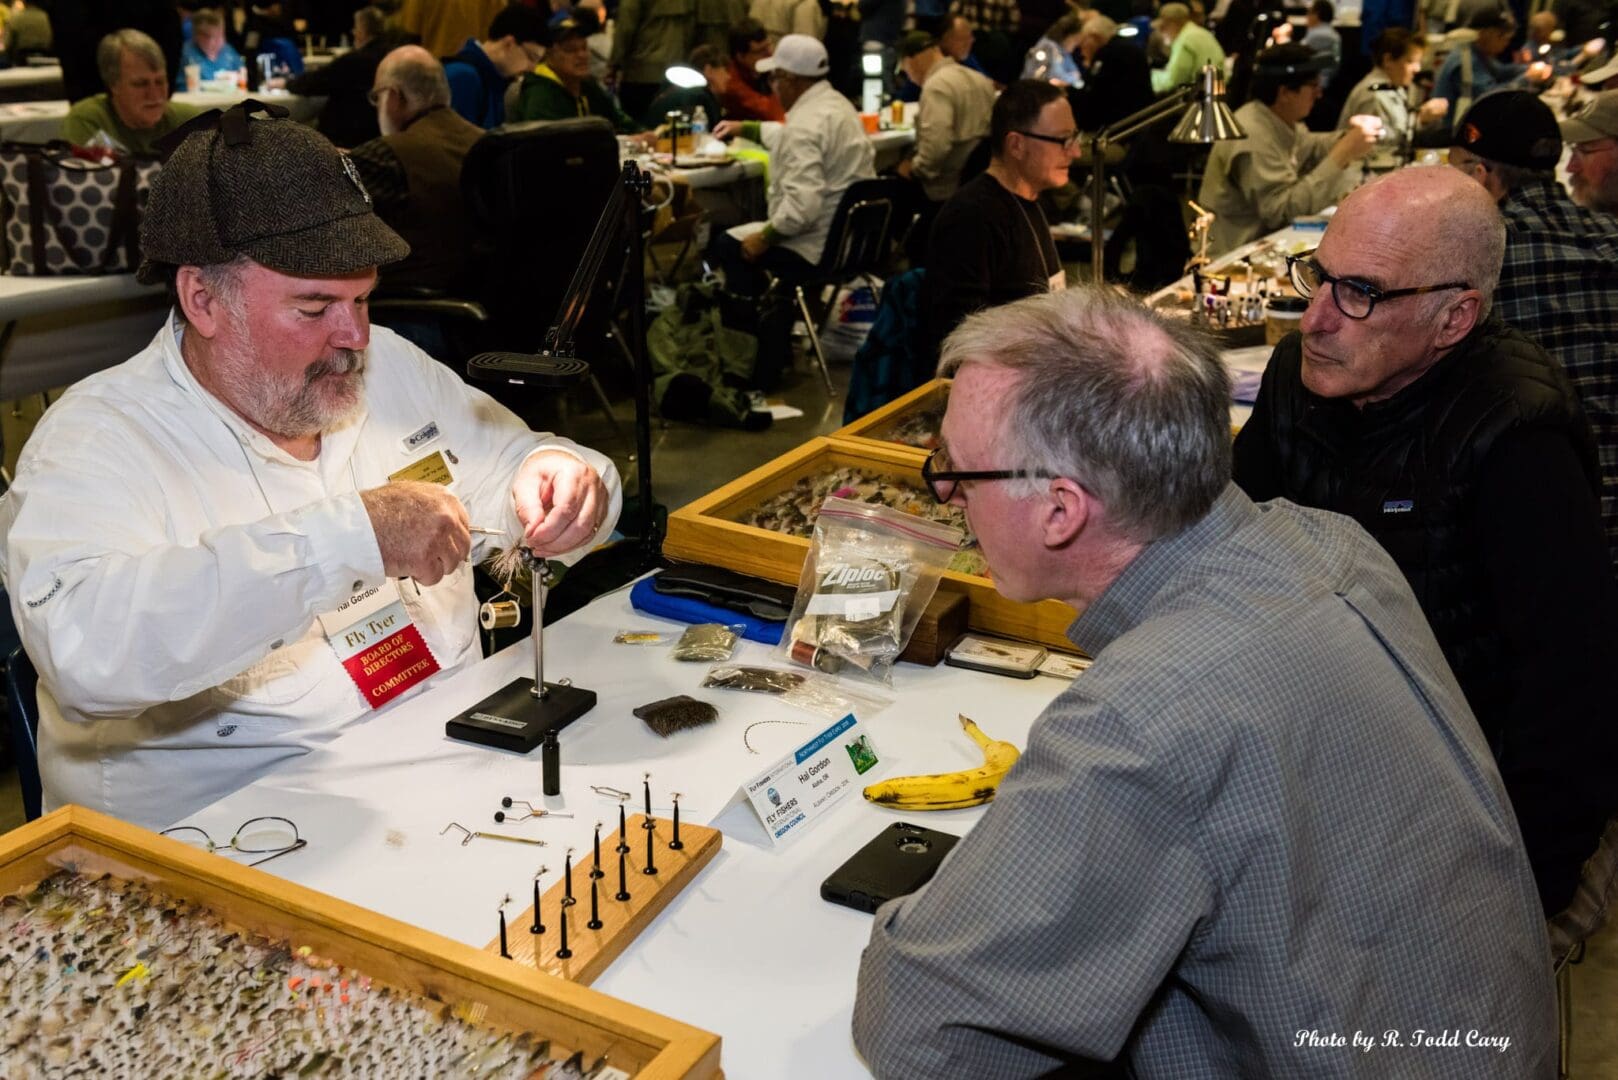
left=820, top=822, right=960, bottom=914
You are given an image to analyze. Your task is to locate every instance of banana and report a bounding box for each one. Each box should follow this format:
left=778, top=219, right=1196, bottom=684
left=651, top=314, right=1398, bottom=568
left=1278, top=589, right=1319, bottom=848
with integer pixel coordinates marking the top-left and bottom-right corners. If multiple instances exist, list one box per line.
left=862, top=714, right=1022, bottom=810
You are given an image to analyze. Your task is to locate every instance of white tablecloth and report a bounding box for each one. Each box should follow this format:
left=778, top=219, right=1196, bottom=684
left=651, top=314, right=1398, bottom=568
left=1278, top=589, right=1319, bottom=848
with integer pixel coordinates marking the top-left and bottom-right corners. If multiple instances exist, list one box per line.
left=642, top=125, right=916, bottom=191
left=178, top=580, right=1067, bottom=1078
left=0, top=274, right=166, bottom=398
left=0, top=88, right=322, bottom=143
left=0, top=63, right=61, bottom=94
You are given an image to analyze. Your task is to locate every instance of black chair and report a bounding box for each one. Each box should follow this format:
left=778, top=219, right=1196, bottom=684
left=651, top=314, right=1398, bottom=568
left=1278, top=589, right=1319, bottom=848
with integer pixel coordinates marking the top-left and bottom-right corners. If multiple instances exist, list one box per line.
left=791, top=177, right=914, bottom=395
left=369, top=117, right=625, bottom=430
left=5, top=646, right=40, bottom=822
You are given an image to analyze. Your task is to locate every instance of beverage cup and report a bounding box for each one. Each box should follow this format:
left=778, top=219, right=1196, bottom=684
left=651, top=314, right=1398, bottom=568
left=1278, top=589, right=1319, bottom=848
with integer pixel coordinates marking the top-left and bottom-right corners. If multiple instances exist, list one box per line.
left=1264, top=295, right=1308, bottom=345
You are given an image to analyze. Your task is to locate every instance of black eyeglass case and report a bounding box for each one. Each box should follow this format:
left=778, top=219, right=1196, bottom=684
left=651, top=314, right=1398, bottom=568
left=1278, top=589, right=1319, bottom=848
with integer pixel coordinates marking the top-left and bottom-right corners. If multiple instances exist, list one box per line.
left=650, top=565, right=796, bottom=622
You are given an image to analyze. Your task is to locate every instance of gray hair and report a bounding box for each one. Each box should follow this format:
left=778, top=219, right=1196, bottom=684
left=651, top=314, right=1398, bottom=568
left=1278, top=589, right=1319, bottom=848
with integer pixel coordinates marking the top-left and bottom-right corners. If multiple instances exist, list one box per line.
left=1429, top=177, right=1505, bottom=321
left=384, top=48, right=452, bottom=110
left=166, top=254, right=254, bottom=324
left=355, top=6, right=387, bottom=39
left=1158, top=2, right=1191, bottom=25
left=938, top=287, right=1232, bottom=543
left=1472, top=154, right=1556, bottom=202
left=97, top=29, right=167, bottom=88
left=1082, top=14, right=1119, bottom=39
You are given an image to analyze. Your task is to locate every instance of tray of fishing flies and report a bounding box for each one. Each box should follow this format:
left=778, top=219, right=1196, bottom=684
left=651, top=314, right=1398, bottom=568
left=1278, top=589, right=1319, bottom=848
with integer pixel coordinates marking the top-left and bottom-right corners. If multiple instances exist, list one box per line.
left=831, top=378, right=949, bottom=452
left=0, top=806, right=720, bottom=1079
left=664, top=434, right=1078, bottom=651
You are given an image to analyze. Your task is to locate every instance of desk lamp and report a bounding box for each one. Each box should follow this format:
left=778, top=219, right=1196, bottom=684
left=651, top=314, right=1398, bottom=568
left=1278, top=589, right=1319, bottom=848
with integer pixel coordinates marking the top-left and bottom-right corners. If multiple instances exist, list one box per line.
left=861, top=47, right=885, bottom=114
left=664, top=64, right=707, bottom=88
left=1085, top=63, right=1245, bottom=285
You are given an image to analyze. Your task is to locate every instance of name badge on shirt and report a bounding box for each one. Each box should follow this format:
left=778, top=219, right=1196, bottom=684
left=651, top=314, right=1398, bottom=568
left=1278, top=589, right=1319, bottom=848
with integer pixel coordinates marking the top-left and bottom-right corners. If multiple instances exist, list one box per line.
left=1048, top=269, right=1067, bottom=292
left=316, top=584, right=441, bottom=709
left=389, top=450, right=454, bottom=486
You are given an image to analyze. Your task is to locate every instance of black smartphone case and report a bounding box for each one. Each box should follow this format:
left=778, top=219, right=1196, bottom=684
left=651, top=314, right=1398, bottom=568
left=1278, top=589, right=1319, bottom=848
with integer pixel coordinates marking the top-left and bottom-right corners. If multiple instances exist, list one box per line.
left=820, top=822, right=961, bottom=914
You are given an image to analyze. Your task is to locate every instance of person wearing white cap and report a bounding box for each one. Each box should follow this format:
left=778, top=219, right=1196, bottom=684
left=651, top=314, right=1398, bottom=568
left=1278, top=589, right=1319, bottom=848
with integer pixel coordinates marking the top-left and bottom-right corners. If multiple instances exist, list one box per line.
left=1563, top=90, right=1618, bottom=214
left=711, top=34, right=876, bottom=335
left=1578, top=55, right=1618, bottom=92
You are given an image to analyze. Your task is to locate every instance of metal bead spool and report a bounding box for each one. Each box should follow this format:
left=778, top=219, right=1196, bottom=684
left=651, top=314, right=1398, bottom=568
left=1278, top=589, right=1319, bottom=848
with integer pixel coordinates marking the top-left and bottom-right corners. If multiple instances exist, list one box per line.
left=480, top=599, right=521, bottom=630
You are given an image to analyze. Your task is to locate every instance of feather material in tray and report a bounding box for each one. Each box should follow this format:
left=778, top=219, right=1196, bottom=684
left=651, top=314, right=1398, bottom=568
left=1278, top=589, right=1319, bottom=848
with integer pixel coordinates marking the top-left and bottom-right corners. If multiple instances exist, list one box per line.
left=0, top=871, right=592, bottom=1078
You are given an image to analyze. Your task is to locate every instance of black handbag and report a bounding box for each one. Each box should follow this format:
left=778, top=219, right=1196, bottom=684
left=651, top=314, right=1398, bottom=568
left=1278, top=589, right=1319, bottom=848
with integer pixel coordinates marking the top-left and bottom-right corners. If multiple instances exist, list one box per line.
left=0, top=141, right=158, bottom=276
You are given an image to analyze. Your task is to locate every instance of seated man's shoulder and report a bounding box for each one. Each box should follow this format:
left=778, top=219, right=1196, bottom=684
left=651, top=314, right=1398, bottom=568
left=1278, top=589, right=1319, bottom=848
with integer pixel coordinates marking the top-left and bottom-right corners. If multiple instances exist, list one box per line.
left=1465, top=323, right=1583, bottom=404
left=23, top=352, right=194, bottom=470
left=166, top=99, right=206, bottom=127
left=1070, top=502, right=1450, bottom=761
left=65, top=93, right=109, bottom=119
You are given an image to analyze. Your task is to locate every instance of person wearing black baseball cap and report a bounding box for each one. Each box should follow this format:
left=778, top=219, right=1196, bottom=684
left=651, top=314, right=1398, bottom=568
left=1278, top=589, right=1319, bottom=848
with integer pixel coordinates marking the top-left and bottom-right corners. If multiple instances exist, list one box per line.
left=512, top=8, right=642, bottom=132
left=1199, top=43, right=1378, bottom=254
left=1449, top=89, right=1618, bottom=581
left=0, top=104, right=621, bottom=830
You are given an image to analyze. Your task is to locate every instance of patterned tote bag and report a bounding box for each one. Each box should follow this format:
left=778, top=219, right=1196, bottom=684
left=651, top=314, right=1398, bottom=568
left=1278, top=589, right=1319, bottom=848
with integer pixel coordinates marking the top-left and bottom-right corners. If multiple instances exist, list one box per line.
left=0, top=142, right=159, bottom=275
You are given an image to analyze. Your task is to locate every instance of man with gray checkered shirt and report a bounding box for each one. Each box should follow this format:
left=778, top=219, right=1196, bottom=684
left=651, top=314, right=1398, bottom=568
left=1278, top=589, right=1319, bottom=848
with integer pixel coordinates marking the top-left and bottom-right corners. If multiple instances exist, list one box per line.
left=852, top=287, right=1554, bottom=1077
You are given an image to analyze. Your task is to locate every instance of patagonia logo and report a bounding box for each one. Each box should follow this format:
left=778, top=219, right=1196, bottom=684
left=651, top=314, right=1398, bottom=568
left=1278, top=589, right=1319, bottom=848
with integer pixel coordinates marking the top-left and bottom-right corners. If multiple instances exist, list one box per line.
left=1382, top=499, right=1415, bottom=514
left=402, top=421, right=440, bottom=452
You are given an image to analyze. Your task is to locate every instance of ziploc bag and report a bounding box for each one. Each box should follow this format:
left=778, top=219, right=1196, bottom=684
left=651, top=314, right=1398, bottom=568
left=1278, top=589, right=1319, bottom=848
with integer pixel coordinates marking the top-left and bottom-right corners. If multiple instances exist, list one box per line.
left=776, top=496, right=963, bottom=685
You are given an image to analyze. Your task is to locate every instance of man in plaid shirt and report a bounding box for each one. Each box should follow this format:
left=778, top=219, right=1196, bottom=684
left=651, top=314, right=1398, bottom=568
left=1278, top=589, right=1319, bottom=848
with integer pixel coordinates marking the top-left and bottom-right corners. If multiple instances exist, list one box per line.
left=1448, top=90, right=1618, bottom=574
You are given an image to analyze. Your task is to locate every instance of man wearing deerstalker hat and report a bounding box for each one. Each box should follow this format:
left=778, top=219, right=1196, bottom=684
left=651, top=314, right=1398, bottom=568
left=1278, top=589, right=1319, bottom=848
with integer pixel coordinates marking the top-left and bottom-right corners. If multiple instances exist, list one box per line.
left=0, top=104, right=622, bottom=831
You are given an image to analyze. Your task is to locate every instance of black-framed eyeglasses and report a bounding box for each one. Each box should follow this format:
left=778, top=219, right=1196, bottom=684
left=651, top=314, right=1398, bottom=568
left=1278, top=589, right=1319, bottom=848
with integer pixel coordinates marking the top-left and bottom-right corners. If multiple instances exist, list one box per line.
left=365, top=85, right=397, bottom=106
left=921, top=447, right=1055, bottom=503
left=161, top=816, right=307, bottom=868
left=1286, top=251, right=1468, bottom=320
left=1015, top=129, right=1081, bottom=150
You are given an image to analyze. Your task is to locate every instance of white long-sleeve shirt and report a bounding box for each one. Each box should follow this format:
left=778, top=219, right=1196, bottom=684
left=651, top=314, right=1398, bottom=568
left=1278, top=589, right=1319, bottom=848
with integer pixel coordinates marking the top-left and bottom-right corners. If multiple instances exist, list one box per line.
left=758, top=80, right=877, bottom=265
left=0, top=314, right=621, bottom=829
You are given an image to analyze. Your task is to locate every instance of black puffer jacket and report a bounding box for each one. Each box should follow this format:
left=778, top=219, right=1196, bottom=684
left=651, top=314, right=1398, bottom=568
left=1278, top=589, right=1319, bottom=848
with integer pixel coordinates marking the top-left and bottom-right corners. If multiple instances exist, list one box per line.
left=1233, top=317, right=1598, bottom=738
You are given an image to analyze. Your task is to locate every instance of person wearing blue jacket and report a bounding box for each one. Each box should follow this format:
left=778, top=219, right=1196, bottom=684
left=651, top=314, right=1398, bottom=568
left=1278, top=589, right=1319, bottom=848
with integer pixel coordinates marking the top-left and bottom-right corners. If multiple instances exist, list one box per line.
left=443, top=6, right=548, bottom=128
left=180, top=9, right=244, bottom=83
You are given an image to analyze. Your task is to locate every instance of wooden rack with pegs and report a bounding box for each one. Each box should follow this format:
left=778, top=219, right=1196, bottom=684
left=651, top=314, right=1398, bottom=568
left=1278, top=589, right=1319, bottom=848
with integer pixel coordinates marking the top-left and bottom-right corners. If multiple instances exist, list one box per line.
left=486, top=814, right=721, bottom=984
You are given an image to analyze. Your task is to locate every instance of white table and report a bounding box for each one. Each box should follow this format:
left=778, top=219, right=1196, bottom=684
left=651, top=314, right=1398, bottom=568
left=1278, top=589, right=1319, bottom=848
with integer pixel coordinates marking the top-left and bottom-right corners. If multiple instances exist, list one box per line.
left=0, top=63, right=61, bottom=96
left=0, top=88, right=322, bottom=143
left=177, top=581, right=1067, bottom=1078
left=0, top=273, right=165, bottom=399
left=644, top=126, right=916, bottom=191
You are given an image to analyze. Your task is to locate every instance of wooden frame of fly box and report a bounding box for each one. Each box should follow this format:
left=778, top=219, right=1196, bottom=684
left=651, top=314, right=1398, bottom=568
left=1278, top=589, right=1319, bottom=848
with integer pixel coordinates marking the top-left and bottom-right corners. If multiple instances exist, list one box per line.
left=0, top=806, right=721, bottom=1079
left=831, top=378, right=949, bottom=452
left=662, top=435, right=1076, bottom=651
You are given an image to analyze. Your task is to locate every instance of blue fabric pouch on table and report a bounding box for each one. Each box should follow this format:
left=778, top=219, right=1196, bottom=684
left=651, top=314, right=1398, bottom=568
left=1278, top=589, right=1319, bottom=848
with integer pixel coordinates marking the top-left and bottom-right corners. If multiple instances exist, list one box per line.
left=628, top=576, right=786, bottom=645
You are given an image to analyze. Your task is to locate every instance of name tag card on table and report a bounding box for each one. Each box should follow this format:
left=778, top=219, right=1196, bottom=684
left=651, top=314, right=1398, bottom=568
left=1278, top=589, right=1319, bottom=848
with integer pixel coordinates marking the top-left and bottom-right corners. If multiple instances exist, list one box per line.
left=738, top=714, right=881, bottom=846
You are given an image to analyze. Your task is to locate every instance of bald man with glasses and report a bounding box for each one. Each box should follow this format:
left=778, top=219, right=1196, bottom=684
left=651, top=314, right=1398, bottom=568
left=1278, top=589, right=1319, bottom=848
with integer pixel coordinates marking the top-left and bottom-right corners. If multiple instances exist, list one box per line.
left=1233, top=166, right=1618, bottom=920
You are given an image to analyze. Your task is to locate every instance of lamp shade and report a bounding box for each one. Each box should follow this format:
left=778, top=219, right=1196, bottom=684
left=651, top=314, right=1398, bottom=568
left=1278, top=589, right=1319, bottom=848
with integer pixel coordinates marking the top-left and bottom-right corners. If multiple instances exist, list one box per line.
left=1168, top=64, right=1245, bottom=143
left=665, top=64, right=707, bottom=88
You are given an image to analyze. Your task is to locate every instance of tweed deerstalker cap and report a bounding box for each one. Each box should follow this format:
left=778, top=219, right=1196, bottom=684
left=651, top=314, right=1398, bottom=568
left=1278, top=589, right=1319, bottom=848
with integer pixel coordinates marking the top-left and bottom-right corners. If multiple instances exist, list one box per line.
left=136, top=101, right=409, bottom=284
